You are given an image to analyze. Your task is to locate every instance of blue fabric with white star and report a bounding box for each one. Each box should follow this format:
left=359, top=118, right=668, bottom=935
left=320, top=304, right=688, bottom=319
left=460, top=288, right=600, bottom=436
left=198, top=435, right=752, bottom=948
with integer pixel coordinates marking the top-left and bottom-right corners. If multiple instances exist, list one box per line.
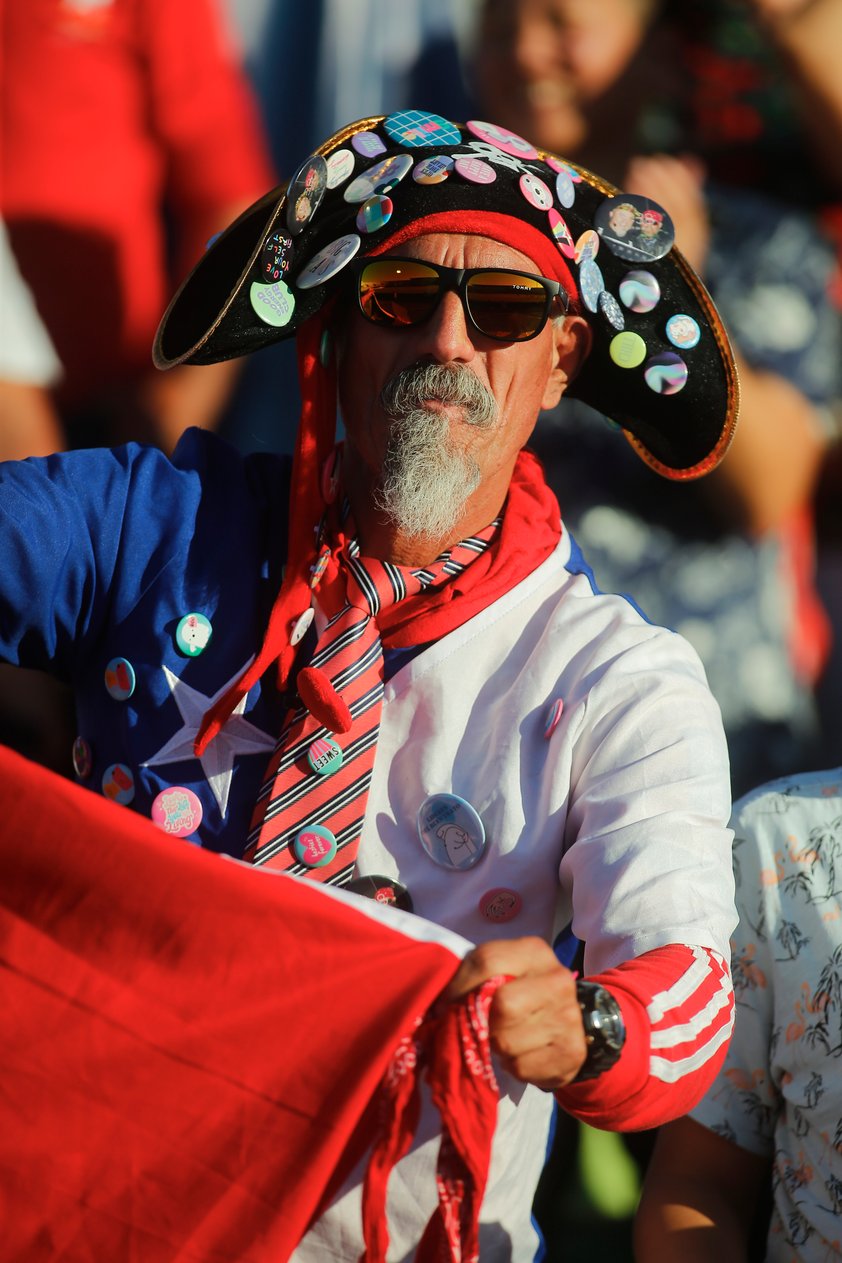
left=0, top=428, right=292, bottom=855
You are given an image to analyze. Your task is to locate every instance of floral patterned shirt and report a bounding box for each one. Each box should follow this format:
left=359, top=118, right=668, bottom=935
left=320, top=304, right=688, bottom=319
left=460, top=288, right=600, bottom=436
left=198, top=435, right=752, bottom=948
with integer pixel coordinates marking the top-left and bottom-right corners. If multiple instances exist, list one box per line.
left=691, top=768, right=842, bottom=1260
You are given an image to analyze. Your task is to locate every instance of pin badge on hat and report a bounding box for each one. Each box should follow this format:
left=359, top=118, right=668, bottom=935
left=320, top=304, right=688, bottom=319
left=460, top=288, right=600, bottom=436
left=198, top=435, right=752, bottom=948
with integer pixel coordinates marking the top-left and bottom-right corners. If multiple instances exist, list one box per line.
left=578, top=258, right=605, bottom=313
left=326, top=147, right=355, bottom=188
left=356, top=194, right=393, bottom=234
left=384, top=109, right=461, bottom=147
left=595, top=193, right=675, bottom=263
left=413, top=154, right=454, bottom=185
left=352, top=130, right=386, bottom=158
left=598, top=290, right=625, bottom=331
left=574, top=230, right=600, bottom=265
left=466, top=119, right=538, bottom=160
left=250, top=279, right=296, bottom=327
left=417, top=793, right=486, bottom=871
left=454, top=156, right=496, bottom=185
left=548, top=209, right=576, bottom=259
left=520, top=171, right=553, bottom=210
left=610, top=331, right=647, bottom=368
left=665, top=313, right=701, bottom=350
left=296, top=234, right=361, bottom=289
left=285, top=154, right=328, bottom=235
left=343, top=153, right=413, bottom=203
left=260, top=231, right=294, bottom=282
left=554, top=167, right=577, bottom=209
left=619, top=269, right=660, bottom=313
left=644, top=352, right=688, bottom=395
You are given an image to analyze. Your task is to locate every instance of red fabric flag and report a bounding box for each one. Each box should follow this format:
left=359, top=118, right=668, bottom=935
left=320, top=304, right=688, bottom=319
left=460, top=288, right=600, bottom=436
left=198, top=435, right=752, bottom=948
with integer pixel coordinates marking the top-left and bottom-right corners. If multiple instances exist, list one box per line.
left=0, top=744, right=478, bottom=1262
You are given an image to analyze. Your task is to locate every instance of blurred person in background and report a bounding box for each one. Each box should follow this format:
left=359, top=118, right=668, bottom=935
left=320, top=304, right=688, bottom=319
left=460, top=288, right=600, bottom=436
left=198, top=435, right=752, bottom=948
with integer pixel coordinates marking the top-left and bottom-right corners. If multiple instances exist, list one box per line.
left=2, top=0, right=276, bottom=455
left=467, top=0, right=842, bottom=801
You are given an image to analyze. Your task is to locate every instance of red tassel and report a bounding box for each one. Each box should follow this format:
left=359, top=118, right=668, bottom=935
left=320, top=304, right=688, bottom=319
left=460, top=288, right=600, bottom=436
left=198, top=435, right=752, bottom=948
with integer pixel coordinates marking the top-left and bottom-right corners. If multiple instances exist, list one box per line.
left=297, top=667, right=353, bottom=734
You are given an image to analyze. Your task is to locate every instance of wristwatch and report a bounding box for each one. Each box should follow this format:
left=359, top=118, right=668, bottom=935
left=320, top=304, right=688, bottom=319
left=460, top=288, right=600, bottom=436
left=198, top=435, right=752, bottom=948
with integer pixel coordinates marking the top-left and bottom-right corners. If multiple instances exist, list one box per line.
left=573, top=980, right=626, bottom=1081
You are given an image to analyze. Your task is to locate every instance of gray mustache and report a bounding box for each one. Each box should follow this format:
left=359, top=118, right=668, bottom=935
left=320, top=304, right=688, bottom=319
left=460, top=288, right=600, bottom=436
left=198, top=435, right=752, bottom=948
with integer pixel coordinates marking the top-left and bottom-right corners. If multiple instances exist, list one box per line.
left=379, top=362, right=498, bottom=428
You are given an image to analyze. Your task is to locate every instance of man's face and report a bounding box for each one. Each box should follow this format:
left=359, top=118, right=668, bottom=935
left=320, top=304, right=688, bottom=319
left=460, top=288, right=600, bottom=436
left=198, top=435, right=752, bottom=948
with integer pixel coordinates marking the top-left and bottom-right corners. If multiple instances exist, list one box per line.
left=335, top=233, right=576, bottom=551
left=640, top=214, right=661, bottom=237
left=608, top=205, right=636, bottom=236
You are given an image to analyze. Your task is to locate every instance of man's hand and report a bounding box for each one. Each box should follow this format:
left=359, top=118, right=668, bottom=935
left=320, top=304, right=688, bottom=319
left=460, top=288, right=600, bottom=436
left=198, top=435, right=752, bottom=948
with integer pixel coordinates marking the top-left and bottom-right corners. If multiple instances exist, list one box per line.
left=443, top=936, right=587, bottom=1091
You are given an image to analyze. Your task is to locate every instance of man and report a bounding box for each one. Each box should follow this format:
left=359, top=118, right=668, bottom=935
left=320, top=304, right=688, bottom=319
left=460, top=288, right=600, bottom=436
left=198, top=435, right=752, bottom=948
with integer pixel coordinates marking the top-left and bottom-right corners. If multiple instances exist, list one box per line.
left=1, top=111, right=738, bottom=1258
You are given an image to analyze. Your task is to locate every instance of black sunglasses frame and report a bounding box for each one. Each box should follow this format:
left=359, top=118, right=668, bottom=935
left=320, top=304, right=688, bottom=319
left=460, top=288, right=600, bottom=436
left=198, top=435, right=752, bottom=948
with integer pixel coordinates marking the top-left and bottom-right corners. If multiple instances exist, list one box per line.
left=350, top=256, right=570, bottom=343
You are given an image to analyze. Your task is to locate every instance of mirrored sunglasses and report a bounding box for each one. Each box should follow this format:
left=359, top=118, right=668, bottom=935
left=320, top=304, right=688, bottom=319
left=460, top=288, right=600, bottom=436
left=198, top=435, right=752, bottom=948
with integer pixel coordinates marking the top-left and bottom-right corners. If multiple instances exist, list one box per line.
left=352, top=257, right=569, bottom=343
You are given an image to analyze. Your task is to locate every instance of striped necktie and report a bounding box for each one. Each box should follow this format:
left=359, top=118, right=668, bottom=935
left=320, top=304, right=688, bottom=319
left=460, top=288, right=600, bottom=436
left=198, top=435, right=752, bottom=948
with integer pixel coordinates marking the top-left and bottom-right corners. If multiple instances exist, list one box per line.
left=245, top=518, right=499, bottom=885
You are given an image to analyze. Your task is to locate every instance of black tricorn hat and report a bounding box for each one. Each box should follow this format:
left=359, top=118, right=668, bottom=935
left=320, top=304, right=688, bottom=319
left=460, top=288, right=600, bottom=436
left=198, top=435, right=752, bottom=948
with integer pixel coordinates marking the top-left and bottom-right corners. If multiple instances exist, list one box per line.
left=154, top=110, right=738, bottom=480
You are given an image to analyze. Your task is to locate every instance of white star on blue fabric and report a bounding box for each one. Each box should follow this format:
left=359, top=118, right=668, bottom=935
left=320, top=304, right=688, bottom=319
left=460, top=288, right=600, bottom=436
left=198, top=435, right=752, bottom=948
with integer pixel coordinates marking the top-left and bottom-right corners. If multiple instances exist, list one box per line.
left=143, top=665, right=275, bottom=819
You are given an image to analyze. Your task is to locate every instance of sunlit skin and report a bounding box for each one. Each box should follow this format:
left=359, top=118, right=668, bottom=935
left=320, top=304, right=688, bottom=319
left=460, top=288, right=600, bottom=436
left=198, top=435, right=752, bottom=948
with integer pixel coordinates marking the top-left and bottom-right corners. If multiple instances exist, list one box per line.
left=335, top=232, right=591, bottom=566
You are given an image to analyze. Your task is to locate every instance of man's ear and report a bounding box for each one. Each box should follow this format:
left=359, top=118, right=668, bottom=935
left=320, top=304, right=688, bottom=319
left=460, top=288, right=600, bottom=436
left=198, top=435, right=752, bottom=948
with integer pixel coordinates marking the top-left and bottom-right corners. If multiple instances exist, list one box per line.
left=542, top=315, right=593, bottom=411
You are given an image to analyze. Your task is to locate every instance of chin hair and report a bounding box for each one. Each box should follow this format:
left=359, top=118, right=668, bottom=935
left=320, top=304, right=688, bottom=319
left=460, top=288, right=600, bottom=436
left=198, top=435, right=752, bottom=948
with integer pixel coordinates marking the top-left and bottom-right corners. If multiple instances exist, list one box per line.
left=375, top=363, right=497, bottom=541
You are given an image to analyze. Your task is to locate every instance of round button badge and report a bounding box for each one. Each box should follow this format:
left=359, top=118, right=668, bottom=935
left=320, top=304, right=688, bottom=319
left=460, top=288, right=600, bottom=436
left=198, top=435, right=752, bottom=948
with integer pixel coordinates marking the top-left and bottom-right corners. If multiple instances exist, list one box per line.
left=175, top=612, right=212, bottom=657
left=578, top=259, right=605, bottom=314
left=285, top=154, right=328, bottom=235
left=326, top=147, right=355, bottom=189
left=547, top=209, right=576, bottom=259
left=259, top=230, right=294, bottom=282
left=346, top=873, right=413, bottom=912
left=454, top=156, right=496, bottom=185
left=466, top=119, right=538, bottom=160
left=249, top=279, right=295, bottom=328
left=519, top=171, right=553, bottom=210
left=384, top=110, right=462, bottom=147
left=352, top=130, right=387, bottom=158
left=416, top=793, right=486, bottom=871
left=290, top=607, right=314, bottom=646
left=296, top=233, right=361, bottom=289
left=595, top=193, right=675, bottom=263
left=618, top=269, right=661, bottom=314
left=104, top=657, right=135, bottom=701
left=479, top=888, right=523, bottom=923
left=72, top=735, right=93, bottom=780
left=413, top=154, right=454, bottom=185
left=598, top=290, right=625, bottom=331
left=356, top=194, right=393, bottom=234
left=574, top=230, right=600, bottom=265
left=665, top=313, right=701, bottom=350
left=293, top=825, right=338, bottom=867
left=307, top=737, right=344, bottom=776
left=644, top=352, right=689, bottom=395
left=609, top=331, right=647, bottom=369
left=102, top=763, right=135, bottom=805
left=151, top=786, right=203, bottom=837
left=544, top=697, right=564, bottom=739
left=343, top=153, right=413, bottom=203
left=554, top=168, right=576, bottom=209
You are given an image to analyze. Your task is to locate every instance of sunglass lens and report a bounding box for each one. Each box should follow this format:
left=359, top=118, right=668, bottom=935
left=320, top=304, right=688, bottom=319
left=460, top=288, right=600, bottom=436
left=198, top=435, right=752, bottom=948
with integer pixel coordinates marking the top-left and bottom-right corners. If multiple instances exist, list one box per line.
left=358, top=260, right=441, bottom=326
left=466, top=271, right=548, bottom=341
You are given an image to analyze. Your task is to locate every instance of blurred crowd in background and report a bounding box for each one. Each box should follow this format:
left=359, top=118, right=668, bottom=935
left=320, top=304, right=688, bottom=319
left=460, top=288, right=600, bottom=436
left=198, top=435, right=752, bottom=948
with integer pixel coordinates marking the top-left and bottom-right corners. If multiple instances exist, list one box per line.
left=4, top=1, right=842, bottom=1258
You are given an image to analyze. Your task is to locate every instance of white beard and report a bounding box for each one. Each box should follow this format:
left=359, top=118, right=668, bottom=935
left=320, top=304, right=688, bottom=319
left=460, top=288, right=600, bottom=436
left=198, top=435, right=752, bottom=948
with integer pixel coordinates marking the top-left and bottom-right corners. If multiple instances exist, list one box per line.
left=375, top=363, right=498, bottom=541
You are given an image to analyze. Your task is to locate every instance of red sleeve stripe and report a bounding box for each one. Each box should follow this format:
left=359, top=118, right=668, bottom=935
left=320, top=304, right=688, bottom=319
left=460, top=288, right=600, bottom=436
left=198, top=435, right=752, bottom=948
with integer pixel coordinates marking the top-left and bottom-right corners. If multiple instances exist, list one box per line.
left=647, top=947, right=734, bottom=1083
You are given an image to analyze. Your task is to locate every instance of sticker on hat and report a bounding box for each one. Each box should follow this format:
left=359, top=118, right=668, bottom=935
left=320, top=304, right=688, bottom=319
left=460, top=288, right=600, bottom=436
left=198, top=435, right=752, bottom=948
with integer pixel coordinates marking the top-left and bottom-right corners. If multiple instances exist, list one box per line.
left=383, top=109, right=461, bottom=147
left=466, top=119, right=538, bottom=160
left=619, top=269, right=661, bottom=313
left=520, top=171, right=553, bottom=210
left=296, top=234, right=361, bottom=289
left=326, top=147, right=355, bottom=188
left=454, top=156, right=496, bottom=185
left=352, top=130, right=387, bottom=158
left=578, top=259, right=605, bottom=314
left=250, top=279, right=295, bottom=327
left=665, top=313, right=701, bottom=350
left=260, top=230, right=294, bottom=283
left=356, top=194, right=393, bottom=234
left=343, top=153, right=413, bottom=203
left=595, top=194, right=675, bottom=263
left=644, top=352, right=688, bottom=395
left=285, top=154, right=328, bottom=235
left=413, top=154, right=454, bottom=185
left=548, top=209, right=575, bottom=259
